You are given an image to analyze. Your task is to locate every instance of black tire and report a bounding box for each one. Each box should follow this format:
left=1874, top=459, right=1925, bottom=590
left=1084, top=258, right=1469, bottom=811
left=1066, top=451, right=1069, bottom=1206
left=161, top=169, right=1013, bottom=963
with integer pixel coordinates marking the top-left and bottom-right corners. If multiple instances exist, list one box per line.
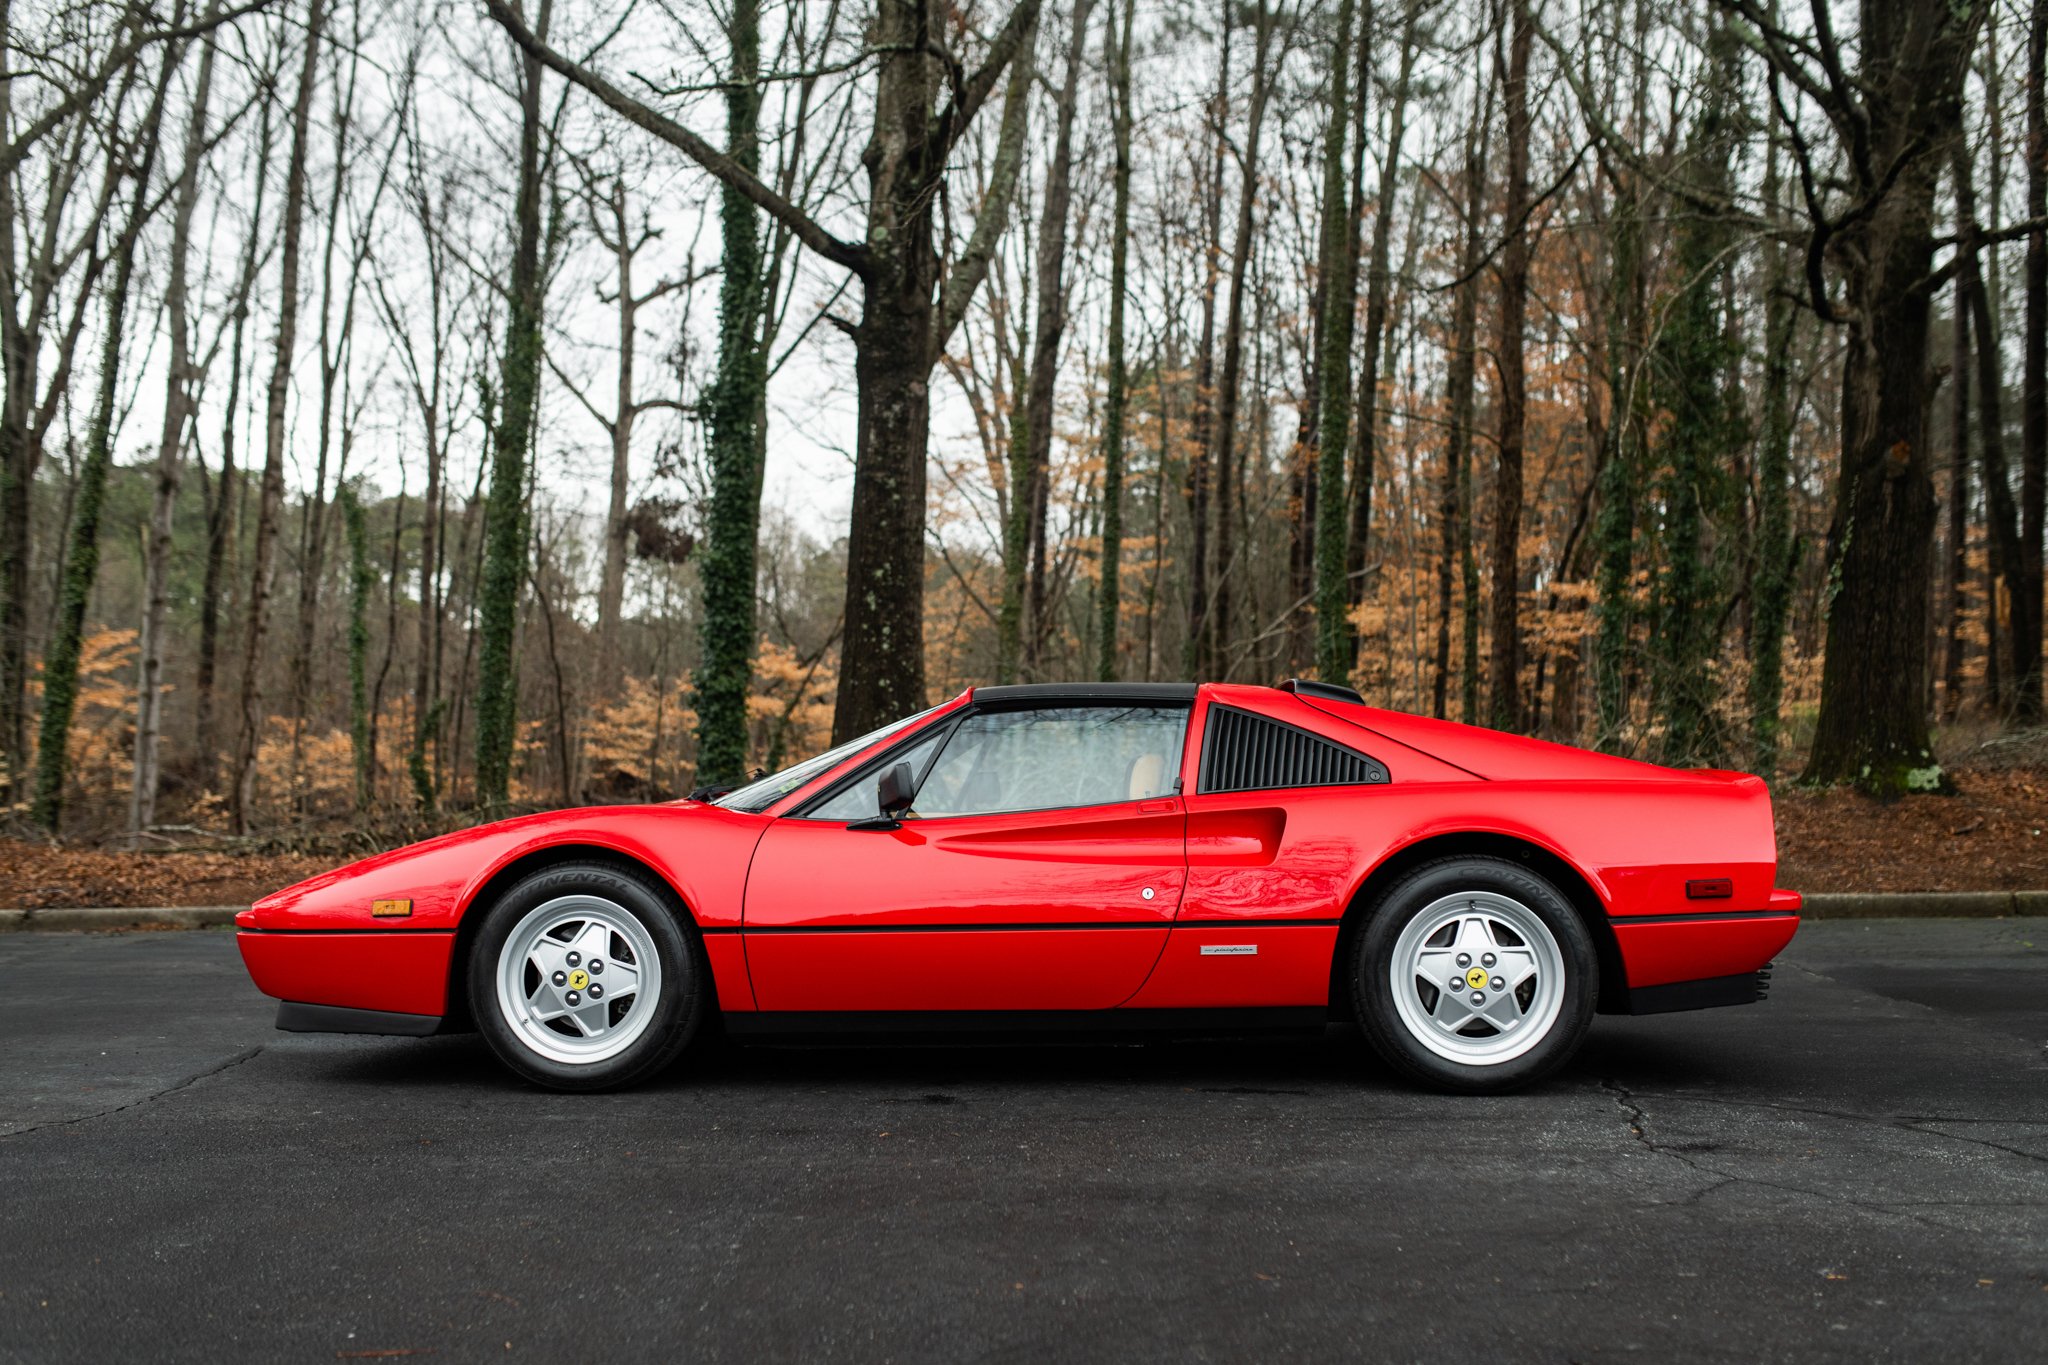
left=467, top=860, right=706, bottom=1092
left=1351, top=855, right=1597, bottom=1094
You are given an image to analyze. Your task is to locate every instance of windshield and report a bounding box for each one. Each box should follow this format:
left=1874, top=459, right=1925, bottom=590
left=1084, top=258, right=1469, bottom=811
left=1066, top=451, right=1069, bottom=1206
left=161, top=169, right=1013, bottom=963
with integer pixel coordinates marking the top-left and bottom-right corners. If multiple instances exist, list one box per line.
left=713, top=706, right=943, bottom=814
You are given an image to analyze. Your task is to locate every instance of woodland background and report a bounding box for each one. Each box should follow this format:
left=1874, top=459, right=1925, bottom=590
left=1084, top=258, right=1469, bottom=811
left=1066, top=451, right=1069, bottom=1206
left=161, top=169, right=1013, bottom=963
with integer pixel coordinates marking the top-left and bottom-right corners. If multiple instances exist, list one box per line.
left=1, top=0, right=2043, bottom=853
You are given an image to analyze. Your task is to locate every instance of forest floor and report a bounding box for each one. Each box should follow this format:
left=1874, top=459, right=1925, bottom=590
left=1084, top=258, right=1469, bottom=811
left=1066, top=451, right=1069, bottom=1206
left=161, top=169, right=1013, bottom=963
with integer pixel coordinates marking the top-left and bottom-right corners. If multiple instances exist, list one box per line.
left=6, top=739, right=2048, bottom=905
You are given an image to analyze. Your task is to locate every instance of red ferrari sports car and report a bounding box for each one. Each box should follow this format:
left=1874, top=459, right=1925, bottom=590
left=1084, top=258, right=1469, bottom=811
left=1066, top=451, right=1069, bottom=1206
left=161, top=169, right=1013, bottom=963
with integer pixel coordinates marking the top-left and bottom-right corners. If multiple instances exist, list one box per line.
left=236, top=679, right=1800, bottom=1093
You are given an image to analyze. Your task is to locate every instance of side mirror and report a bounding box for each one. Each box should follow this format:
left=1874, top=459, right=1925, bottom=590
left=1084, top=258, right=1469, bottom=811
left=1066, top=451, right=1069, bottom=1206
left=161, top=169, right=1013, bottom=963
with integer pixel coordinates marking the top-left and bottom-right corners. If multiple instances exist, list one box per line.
left=876, top=762, right=916, bottom=819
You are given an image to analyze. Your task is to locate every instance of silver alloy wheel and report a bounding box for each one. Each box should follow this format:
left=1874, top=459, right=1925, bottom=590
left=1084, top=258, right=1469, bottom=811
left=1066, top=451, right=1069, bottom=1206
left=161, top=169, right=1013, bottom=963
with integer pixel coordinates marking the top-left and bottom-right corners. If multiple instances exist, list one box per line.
left=1387, top=890, right=1566, bottom=1066
left=494, top=894, right=662, bottom=1066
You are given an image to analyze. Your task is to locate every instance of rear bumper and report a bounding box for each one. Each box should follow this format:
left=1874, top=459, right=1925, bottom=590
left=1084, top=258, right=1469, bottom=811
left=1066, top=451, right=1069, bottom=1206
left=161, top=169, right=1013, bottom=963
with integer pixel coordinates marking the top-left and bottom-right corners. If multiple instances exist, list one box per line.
left=1609, top=908, right=1800, bottom=989
left=1604, top=896, right=1798, bottom=1014
left=237, top=929, right=455, bottom=1017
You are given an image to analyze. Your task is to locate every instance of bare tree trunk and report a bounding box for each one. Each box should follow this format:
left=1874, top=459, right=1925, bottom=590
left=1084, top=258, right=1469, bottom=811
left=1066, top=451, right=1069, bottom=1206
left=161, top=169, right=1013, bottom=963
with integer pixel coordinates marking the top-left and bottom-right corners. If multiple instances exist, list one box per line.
left=1312, top=0, right=1358, bottom=682
left=1945, top=270, right=1970, bottom=721
left=1488, top=0, right=1532, bottom=732
left=1186, top=11, right=1230, bottom=679
left=1006, top=0, right=1095, bottom=679
left=196, top=88, right=274, bottom=799
left=233, top=0, right=328, bottom=832
left=130, top=5, right=222, bottom=839
left=1756, top=0, right=1980, bottom=794
left=1209, top=0, right=1275, bottom=679
left=592, top=177, right=640, bottom=699
left=341, top=485, right=372, bottom=812
left=1096, top=0, right=1133, bottom=681
left=832, top=0, right=1042, bottom=739
left=1345, top=1, right=1419, bottom=648
left=2024, top=0, right=2048, bottom=720
left=1959, top=146, right=2033, bottom=716
left=1436, top=65, right=1490, bottom=720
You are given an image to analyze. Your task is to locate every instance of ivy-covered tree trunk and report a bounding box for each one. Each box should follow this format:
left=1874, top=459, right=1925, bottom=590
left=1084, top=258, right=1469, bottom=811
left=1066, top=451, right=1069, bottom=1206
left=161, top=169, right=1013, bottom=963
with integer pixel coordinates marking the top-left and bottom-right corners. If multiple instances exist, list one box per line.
left=1311, top=0, right=1358, bottom=683
left=1096, top=0, right=1133, bottom=682
left=474, top=0, right=550, bottom=812
left=1648, top=23, right=1743, bottom=768
left=1750, top=146, right=1796, bottom=774
left=32, top=37, right=179, bottom=831
left=691, top=0, right=765, bottom=787
left=484, top=0, right=1043, bottom=746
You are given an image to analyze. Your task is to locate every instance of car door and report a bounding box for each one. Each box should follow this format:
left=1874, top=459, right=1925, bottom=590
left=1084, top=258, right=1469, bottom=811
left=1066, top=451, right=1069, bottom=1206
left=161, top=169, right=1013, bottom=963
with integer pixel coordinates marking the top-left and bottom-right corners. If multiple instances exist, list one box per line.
left=742, top=699, right=1192, bottom=1012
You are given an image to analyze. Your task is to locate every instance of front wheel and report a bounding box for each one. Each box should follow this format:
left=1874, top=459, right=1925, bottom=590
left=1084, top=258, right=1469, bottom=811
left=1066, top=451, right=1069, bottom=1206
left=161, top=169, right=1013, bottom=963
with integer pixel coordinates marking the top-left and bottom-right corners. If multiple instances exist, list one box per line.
left=1352, top=856, right=1596, bottom=1094
left=468, top=861, right=706, bottom=1091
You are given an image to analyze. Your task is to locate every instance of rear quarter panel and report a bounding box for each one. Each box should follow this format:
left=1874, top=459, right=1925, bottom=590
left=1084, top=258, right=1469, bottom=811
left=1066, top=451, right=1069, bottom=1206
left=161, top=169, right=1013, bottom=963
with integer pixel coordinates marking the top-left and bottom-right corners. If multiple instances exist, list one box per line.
left=1148, top=686, right=1786, bottom=1004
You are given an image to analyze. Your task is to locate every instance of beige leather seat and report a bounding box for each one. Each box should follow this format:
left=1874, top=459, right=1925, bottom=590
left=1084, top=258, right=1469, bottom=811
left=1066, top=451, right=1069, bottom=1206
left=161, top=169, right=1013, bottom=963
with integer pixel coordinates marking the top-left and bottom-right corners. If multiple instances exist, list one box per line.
left=1126, top=752, right=1166, bottom=801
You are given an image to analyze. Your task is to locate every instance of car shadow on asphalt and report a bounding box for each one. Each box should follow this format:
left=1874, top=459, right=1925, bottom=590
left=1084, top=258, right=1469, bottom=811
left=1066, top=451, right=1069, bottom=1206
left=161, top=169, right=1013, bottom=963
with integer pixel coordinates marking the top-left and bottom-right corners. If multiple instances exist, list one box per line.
left=292, top=1018, right=1756, bottom=1102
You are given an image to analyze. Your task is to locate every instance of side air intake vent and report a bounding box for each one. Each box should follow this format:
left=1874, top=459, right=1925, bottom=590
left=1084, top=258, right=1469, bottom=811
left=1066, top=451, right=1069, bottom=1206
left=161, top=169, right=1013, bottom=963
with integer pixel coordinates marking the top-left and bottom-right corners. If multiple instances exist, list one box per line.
left=1199, top=706, right=1389, bottom=794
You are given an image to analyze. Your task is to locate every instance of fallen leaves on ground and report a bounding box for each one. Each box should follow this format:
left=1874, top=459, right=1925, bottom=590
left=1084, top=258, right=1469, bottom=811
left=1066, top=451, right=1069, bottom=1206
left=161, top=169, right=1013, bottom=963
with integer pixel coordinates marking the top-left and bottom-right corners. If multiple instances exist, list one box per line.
left=1775, top=767, right=2048, bottom=893
left=0, top=839, right=326, bottom=908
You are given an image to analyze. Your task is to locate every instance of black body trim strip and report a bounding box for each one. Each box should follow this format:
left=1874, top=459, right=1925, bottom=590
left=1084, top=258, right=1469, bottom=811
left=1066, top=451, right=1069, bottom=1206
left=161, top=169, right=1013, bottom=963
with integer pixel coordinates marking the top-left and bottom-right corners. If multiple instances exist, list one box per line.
left=1609, top=911, right=1799, bottom=927
left=275, top=1001, right=446, bottom=1035
left=1620, top=970, right=1770, bottom=1016
left=238, top=927, right=458, bottom=937
left=734, top=918, right=1342, bottom=934
left=1177, top=917, right=1342, bottom=928
left=723, top=1006, right=1328, bottom=1041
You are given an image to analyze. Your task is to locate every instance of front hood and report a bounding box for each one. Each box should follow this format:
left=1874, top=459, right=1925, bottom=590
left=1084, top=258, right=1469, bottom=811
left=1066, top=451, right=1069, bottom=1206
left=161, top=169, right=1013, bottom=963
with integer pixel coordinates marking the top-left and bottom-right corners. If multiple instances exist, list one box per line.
left=242, top=801, right=739, bottom=931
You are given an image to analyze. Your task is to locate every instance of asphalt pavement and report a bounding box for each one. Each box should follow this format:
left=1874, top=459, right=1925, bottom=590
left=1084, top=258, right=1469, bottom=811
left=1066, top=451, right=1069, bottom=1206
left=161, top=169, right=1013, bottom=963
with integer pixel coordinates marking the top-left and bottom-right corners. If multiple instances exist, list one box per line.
left=1, top=919, right=2043, bottom=1362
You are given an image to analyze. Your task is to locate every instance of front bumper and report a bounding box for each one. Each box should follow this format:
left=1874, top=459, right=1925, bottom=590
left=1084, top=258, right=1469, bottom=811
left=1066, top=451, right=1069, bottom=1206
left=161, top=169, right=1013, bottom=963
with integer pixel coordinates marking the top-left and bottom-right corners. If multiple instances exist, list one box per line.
left=236, top=928, right=456, bottom=1019
left=275, top=1001, right=446, bottom=1035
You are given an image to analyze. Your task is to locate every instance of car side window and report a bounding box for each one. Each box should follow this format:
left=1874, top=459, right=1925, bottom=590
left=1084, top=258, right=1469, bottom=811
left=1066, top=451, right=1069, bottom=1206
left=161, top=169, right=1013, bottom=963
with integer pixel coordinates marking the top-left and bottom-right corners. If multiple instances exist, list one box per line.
left=909, top=705, right=1188, bottom=818
left=805, top=730, right=948, bottom=821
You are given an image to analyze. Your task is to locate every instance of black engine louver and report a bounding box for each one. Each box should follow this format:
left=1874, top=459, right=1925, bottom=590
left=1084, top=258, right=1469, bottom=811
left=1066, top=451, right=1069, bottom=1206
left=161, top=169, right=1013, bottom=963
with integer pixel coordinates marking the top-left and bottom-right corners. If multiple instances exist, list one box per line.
left=1199, top=706, right=1390, bottom=794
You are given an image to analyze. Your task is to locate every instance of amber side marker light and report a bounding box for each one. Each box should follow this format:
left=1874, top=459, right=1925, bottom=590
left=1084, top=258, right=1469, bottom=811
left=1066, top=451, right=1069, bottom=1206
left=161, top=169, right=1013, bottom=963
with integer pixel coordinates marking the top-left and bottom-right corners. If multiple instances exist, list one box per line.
left=370, top=899, right=414, bottom=918
left=1685, top=878, right=1734, bottom=900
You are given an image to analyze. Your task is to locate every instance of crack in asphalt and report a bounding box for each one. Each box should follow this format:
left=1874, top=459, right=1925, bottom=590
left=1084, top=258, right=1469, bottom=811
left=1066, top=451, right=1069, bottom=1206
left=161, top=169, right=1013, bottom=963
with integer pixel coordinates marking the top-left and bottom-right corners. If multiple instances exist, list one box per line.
left=0, top=1045, right=265, bottom=1140
left=1614, top=1089, right=2048, bottom=1168
left=1598, top=1078, right=1966, bottom=1230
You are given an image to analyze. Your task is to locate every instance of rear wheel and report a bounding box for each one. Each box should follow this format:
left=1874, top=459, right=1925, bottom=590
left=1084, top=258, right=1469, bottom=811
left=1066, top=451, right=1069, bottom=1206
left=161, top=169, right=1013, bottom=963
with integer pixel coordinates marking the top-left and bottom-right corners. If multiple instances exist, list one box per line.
left=1352, top=856, right=1596, bottom=1093
left=468, top=861, right=705, bottom=1091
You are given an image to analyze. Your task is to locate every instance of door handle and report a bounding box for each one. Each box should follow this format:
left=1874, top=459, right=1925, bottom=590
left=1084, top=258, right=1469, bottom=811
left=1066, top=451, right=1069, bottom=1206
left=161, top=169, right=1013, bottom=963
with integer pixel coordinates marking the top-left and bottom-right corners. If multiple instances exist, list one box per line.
left=1138, top=800, right=1177, bottom=814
